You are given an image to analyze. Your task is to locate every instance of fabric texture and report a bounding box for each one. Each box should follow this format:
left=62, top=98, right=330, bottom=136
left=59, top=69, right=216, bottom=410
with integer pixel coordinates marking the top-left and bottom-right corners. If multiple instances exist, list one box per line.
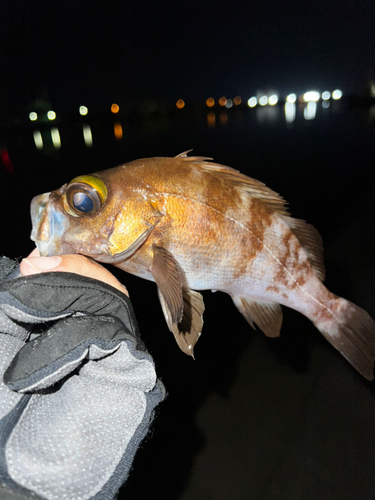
left=0, top=259, right=165, bottom=500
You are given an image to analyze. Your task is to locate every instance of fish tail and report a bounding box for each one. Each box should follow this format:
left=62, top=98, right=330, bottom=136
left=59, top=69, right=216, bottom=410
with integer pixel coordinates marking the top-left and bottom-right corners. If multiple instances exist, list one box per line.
left=314, top=297, right=375, bottom=380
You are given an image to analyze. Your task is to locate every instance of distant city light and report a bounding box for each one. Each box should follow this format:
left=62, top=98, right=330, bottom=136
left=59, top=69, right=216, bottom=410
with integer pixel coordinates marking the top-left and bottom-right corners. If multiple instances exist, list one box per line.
left=247, top=97, right=257, bottom=108
left=114, top=122, right=123, bottom=140
left=285, top=102, right=296, bottom=124
left=111, top=103, right=120, bottom=114
left=47, top=110, right=56, bottom=121
left=33, top=130, right=43, bottom=150
left=206, top=97, right=215, bottom=107
left=225, top=99, right=233, bottom=108
left=268, top=94, right=278, bottom=106
left=83, top=125, right=93, bottom=147
left=303, top=91, right=320, bottom=102
left=29, top=112, right=38, bottom=121
left=286, top=93, right=297, bottom=103
left=322, top=91, right=331, bottom=100
left=233, top=96, right=242, bottom=106
left=259, top=96, right=268, bottom=106
left=332, top=89, right=342, bottom=100
left=218, top=96, right=227, bottom=107
left=304, top=101, right=317, bottom=120
left=79, top=106, right=88, bottom=116
left=176, top=99, right=185, bottom=109
left=51, top=128, right=61, bottom=149
left=207, top=111, right=215, bottom=128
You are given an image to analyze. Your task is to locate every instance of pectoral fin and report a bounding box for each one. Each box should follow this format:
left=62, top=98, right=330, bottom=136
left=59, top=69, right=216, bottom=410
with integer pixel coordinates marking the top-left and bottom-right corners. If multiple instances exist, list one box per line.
left=232, top=296, right=283, bottom=338
left=151, top=245, right=184, bottom=324
left=158, top=287, right=205, bottom=357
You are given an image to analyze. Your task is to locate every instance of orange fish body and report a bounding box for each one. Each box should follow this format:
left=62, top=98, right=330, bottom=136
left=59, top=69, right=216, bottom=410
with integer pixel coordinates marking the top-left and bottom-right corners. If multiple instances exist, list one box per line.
left=30, top=152, right=375, bottom=379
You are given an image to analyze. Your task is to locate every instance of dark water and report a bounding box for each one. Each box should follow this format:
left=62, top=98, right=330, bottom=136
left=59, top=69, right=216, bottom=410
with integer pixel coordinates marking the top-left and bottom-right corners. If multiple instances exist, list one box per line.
left=1, top=101, right=375, bottom=499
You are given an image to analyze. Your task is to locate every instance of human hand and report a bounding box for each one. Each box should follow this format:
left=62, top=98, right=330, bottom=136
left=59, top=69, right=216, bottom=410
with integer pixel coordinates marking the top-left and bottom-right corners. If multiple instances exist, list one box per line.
left=0, top=255, right=164, bottom=500
left=20, top=247, right=129, bottom=295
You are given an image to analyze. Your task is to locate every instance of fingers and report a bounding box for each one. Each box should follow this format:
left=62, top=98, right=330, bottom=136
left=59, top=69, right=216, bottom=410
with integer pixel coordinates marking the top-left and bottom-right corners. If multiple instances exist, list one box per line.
left=20, top=249, right=129, bottom=296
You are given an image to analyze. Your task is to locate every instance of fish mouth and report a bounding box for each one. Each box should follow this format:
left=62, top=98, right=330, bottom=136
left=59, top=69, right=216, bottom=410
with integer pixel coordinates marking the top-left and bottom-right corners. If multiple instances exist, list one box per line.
left=30, top=192, right=71, bottom=256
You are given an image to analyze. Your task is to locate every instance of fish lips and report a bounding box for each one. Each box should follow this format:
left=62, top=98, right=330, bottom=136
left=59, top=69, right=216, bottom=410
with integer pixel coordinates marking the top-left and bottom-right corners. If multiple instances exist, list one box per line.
left=30, top=192, right=73, bottom=256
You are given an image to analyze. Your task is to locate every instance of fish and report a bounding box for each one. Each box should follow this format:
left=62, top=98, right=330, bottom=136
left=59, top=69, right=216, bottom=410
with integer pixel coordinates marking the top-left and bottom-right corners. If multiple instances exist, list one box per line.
left=30, top=151, right=375, bottom=379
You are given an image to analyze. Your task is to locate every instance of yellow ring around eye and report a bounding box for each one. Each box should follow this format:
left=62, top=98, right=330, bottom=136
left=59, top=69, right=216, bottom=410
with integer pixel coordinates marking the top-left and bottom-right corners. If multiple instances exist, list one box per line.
left=68, top=175, right=108, bottom=204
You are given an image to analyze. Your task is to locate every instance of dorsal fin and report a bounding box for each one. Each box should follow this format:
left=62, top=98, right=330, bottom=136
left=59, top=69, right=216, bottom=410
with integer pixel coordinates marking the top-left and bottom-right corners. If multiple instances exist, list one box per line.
left=175, top=152, right=325, bottom=281
left=284, top=216, right=326, bottom=282
left=176, top=153, right=289, bottom=216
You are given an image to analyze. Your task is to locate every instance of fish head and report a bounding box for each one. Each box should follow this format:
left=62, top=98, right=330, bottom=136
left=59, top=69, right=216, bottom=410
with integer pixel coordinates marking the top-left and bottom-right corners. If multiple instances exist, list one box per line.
left=30, top=169, right=163, bottom=263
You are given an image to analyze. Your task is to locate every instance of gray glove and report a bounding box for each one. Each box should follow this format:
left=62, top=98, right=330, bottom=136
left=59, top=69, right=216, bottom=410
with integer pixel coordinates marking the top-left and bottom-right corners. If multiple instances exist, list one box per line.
left=0, top=257, right=165, bottom=500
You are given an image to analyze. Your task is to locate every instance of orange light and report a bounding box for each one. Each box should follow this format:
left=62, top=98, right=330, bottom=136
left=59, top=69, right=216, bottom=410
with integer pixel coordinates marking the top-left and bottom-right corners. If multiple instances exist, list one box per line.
left=114, top=121, right=123, bottom=140
left=206, top=97, right=215, bottom=107
left=218, top=96, right=227, bottom=107
left=233, top=96, right=242, bottom=106
left=207, top=111, right=215, bottom=127
left=176, top=99, right=185, bottom=109
left=111, top=103, right=120, bottom=114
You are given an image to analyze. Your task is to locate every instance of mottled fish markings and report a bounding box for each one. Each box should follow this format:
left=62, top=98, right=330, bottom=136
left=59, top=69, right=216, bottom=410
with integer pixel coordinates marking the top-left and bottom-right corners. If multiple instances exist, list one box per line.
left=30, top=151, right=375, bottom=379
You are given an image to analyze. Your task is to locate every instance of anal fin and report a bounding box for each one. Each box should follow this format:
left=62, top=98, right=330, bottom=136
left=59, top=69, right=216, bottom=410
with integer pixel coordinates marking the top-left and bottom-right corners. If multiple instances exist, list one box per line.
left=232, top=296, right=283, bottom=338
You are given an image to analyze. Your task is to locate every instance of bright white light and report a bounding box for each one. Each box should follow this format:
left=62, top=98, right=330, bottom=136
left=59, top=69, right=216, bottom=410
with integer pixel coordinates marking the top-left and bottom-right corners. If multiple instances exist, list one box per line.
left=285, top=102, right=296, bottom=124
left=286, top=93, right=297, bottom=103
left=225, top=99, right=233, bottom=108
left=304, top=101, right=317, bottom=120
left=83, top=125, right=93, bottom=147
left=259, top=95, right=268, bottom=106
left=322, top=91, right=331, bottom=100
left=303, top=91, right=320, bottom=102
left=51, top=128, right=61, bottom=149
left=79, top=106, right=88, bottom=116
left=29, top=112, right=38, bottom=121
left=47, top=110, right=56, bottom=120
left=33, top=130, right=43, bottom=149
left=248, top=97, right=257, bottom=107
left=268, top=94, right=278, bottom=106
left=332, top=89, right=342, bottom=100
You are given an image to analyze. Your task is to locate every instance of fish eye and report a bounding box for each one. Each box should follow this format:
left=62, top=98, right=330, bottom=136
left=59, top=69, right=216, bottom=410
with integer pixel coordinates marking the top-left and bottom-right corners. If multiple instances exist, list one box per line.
left=72, top=191, right=95, bottom=213
left=65, top=175, right=107, bottom=216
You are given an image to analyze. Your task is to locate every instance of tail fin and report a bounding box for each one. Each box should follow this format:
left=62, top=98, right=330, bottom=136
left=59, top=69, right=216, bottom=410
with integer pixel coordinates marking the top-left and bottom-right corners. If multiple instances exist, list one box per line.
left=315, top=298, right=375, bottom=380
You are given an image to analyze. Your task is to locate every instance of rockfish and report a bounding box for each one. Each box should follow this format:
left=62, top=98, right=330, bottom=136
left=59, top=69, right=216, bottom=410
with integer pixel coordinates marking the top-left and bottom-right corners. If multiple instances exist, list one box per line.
left=30, top=152, right=375, bottom=379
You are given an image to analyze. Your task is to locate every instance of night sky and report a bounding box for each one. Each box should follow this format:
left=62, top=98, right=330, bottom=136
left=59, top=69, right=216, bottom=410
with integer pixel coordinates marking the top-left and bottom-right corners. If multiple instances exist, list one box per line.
left=1, top=0, right=375, bottom=116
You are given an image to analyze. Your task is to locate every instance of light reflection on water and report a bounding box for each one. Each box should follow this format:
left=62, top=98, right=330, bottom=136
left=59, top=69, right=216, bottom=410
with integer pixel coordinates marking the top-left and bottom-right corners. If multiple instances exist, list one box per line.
left=284, top=102, right=296, bottom=124
left=82, top=125, right=93, bottom=148
left=304, top=101, right=317, bottom=121
left=25, top=99, right=349, bottom=152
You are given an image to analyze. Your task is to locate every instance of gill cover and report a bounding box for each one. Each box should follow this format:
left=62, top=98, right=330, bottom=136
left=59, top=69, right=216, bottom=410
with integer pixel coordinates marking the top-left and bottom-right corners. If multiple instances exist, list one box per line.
left=66, top=175, right=108, bottom=216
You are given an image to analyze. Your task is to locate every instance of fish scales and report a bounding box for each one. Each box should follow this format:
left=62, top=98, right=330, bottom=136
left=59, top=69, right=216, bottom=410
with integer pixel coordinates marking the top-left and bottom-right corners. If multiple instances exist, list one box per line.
left=29, top=152, right=375, bottom=379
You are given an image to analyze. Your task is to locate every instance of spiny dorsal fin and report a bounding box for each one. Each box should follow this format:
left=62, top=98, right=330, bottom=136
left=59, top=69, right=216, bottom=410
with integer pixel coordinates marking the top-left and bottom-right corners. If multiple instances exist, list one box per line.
left=176, top=152, right=325, bottom=282
left=176, top=152, right=289, bottom=216
left=285, top=217, right=326, bottom=282
left=232, top=295, right=283, bottom=338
